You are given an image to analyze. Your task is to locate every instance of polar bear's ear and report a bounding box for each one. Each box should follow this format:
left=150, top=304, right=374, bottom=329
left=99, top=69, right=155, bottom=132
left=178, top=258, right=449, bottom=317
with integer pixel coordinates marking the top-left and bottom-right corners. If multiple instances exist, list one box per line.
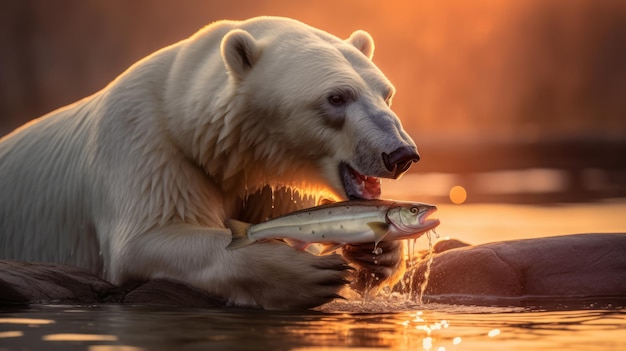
left=347, top=30, right=375, bottom=60
left=221, top=29, right=260, bottom=81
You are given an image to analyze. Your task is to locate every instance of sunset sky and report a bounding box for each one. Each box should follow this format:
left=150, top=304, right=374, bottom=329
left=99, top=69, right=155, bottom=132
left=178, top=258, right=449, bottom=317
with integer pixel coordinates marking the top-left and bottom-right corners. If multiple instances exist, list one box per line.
left=2, top=0, right=624, bottom=143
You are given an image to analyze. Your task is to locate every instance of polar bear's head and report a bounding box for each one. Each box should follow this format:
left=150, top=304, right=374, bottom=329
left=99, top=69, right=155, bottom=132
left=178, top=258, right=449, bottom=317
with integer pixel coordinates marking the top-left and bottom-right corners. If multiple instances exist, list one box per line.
left=218, top=18, right=419, bottom=200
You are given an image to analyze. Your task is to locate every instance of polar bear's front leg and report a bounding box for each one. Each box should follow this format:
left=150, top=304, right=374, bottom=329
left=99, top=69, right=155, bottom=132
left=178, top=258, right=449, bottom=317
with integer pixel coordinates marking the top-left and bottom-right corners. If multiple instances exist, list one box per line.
left=115, top=223, right=351, bottom=310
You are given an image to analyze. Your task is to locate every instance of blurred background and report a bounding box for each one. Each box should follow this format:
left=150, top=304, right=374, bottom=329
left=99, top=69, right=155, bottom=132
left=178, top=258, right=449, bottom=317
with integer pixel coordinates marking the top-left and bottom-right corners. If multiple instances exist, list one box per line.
left=1, top=0, right=625, bottom=205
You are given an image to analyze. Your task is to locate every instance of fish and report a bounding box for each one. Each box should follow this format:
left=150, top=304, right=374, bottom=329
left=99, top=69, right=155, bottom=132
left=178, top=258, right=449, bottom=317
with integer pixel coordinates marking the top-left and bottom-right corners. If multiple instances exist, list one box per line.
left=225, top=199, right=440, bottom=252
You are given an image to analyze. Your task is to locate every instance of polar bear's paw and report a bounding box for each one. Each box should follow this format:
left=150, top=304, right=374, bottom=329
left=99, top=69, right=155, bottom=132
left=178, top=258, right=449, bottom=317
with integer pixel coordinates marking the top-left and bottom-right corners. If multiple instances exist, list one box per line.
left=223, top=242, right=352, bottom=310
left=342, top=240, right=406, bottom=295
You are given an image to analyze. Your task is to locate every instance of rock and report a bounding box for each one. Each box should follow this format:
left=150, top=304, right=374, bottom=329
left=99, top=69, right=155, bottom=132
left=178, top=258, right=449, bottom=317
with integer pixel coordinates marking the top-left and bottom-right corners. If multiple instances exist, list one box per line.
left=432, top=238, right=470, bottom=253
left=406, top=233, right=626, bottom=305
left=0, top=261, right=226, bottom=307
left=0, top=260, right=124, bottom=305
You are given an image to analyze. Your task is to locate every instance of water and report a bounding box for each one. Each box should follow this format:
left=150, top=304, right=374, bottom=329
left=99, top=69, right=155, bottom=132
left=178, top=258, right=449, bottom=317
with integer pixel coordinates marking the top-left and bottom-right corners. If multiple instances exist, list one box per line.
left=1, top=201, right=625, bottom=350
left=0, top=303, right=624, bottom=351
left=416, top=231, right=438, bottom=305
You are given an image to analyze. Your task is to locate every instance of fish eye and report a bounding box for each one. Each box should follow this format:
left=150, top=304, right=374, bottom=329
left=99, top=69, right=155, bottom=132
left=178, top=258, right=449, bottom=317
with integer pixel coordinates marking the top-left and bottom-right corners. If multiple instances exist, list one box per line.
left=410, top=207, right=418, bottom=214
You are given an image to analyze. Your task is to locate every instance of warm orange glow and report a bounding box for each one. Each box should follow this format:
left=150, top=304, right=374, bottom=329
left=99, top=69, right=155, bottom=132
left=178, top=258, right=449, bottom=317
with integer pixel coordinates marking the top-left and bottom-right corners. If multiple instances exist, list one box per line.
left=42, top=333, right=118, bottom=341
left=0, top=318, right=54, bottom=325
left=2, top=1, right=624, bottom=144
left=89, top=346, right=144, bottom=351
left=449, top=185, right=467, bottom=204
left=0, top=331, right=23, bottom=338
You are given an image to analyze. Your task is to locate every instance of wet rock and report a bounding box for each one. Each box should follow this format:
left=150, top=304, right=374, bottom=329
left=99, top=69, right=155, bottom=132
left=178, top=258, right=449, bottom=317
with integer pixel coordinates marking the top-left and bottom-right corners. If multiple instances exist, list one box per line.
left=407, top=233, right=626, bottom=305
left=0, top=261, right=226, bottom=307
left=0, top=260, right=124, bottom=305
left=432, top=238, right=470, bottom=253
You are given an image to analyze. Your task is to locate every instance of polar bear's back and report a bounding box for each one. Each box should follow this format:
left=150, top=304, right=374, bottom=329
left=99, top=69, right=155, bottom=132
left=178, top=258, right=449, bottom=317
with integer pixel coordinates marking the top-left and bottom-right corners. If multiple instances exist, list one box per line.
left=0, top=102, right=104, bottom=273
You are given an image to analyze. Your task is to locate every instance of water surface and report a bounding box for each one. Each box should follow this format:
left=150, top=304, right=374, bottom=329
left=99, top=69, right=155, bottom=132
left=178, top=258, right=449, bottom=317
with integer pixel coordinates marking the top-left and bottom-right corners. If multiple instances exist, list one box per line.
left=1, top=302, right=624, bottom=351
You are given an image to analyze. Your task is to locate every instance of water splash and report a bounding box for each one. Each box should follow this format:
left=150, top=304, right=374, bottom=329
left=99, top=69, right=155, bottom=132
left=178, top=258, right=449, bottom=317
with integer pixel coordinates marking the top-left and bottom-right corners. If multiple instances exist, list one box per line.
left=416, top=229, right=439, bottom=305
left=396, top=231, right=439, bottom=305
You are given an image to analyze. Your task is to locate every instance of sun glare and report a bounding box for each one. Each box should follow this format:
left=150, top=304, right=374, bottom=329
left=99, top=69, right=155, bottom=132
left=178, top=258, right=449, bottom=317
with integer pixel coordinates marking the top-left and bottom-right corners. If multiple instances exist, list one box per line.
left=449, top=185, right=467, bottom=204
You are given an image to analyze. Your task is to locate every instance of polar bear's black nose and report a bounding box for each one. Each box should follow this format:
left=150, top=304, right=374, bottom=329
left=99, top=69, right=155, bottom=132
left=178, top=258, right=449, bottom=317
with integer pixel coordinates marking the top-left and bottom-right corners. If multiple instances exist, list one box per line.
left=382, top=146, right=420, bottom=178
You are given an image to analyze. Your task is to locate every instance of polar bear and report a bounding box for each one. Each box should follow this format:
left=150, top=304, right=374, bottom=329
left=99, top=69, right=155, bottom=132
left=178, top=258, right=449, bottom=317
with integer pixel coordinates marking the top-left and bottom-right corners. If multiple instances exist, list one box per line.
left=0, top=17, right=419, bottom=309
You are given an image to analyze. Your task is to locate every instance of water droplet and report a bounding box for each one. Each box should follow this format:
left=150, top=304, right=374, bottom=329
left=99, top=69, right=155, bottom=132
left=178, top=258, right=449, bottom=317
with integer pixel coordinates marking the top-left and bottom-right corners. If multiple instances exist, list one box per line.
left=488, top=329, right=501, bottom=337
left=372, top=247, right=383, bottom=255
left=422, top=336, right=433, bottom=350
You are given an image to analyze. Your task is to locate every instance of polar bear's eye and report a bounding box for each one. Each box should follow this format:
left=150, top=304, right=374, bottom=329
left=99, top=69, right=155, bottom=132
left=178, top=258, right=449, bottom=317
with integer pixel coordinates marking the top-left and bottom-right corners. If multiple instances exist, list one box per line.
left=328, top=94, right=347, bottom=106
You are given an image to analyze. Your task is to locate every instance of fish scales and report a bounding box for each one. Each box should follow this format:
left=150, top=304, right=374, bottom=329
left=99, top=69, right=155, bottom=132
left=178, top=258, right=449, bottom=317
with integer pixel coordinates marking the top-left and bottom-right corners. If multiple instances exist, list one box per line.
left=251, top=202, right=389, bottom=241
left=226, top=200, right=440, bottom=251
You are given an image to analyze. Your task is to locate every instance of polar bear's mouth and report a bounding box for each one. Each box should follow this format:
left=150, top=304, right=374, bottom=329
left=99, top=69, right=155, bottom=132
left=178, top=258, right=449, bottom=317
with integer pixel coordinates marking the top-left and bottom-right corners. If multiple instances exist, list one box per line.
left=340, top=163, right=381, bottom=200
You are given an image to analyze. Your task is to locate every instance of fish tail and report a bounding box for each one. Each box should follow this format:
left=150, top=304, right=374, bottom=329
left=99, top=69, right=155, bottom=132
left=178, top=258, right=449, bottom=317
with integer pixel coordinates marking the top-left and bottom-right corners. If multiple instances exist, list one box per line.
left=225, top=219, right=255, bottom=250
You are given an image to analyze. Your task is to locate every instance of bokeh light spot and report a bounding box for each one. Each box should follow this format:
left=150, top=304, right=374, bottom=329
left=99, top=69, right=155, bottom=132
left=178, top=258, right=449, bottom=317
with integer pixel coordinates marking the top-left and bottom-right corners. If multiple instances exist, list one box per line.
left=488, top=328, right=501, bottom=337
left=449, top=185, right=467, bottom=204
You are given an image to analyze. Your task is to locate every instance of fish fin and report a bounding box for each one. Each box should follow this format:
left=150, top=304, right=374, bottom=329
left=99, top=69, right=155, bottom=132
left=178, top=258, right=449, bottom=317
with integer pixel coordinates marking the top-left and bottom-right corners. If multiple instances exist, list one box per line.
left=304, top=244, right=323, bottom=255
left=305, top=243, right=345, bottom=256
left=318, top=243, right=345, bottom=255
left=225, top=219, right=255, bottom=250
left=283, top=238, right=310, bottom=251
left=367, top=222, right=390, bottom=245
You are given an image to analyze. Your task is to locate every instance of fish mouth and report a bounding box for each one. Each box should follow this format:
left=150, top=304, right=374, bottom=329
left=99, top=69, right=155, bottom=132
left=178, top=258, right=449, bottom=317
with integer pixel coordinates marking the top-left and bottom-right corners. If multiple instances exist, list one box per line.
left=339, top=163, right=381, bottom=200
left=389, top=205, right=440, bottom=235
left=420, top=207, right=441, bottom=230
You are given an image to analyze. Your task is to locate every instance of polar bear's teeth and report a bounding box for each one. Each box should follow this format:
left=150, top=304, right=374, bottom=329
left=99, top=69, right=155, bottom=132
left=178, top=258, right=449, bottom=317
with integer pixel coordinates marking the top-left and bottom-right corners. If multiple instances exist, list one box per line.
left=363, top=176, right=377, bottom=187
left=342, top=163, right=381, bottom=199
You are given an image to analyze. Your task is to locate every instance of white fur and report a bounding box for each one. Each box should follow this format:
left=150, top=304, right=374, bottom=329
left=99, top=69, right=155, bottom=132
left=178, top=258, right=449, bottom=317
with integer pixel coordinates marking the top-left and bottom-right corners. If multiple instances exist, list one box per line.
left=0, top=17, right=416, bottom=309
